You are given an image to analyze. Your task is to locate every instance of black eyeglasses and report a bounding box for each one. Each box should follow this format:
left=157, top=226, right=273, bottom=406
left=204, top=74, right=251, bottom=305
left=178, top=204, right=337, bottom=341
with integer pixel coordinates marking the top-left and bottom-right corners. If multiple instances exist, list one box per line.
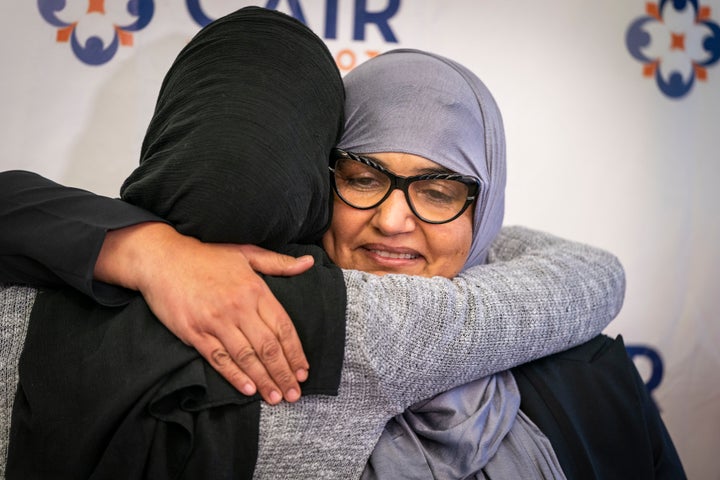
left=329, top=148, right=480, bottom=224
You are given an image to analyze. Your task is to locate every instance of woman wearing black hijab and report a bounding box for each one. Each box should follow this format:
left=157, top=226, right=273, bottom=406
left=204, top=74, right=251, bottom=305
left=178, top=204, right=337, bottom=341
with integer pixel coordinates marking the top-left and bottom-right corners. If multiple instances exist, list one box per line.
left=7, top=7, right=348, bottom=479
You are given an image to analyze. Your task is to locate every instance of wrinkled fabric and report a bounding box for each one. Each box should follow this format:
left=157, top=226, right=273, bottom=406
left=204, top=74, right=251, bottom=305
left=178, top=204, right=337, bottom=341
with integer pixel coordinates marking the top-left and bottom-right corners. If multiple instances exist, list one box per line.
left=363, top=373, right=566, bottom=480
left=121, top=7, right=344, bottom=248
left=479, top=410, right=567, bottom=480
left=338, top=49, right=505, bottom=268
left=363, top=373, right=519, bottom=479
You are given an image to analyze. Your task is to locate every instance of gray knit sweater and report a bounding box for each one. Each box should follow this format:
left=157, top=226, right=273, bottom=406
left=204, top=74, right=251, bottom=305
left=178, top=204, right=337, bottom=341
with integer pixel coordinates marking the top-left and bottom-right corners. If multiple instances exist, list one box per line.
left=0, top=226, right=625, bottom=478
left=0, top=285, right=34, bottom=479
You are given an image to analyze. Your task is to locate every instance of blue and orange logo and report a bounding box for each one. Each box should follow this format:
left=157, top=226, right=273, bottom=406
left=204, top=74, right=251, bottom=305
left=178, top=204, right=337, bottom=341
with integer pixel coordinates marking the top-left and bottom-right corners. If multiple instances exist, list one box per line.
left=38, top=0, right=154, bottom=66
left=626, top=0, right=720, bottom=98
left=37, top=0, right=401, bottom=69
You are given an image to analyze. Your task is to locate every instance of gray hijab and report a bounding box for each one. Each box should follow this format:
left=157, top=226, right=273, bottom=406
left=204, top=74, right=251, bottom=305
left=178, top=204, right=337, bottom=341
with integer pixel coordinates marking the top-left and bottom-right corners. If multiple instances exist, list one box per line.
left=344, top=50, right=566, bottom=479
left=338, top=48, right=506, bottom=268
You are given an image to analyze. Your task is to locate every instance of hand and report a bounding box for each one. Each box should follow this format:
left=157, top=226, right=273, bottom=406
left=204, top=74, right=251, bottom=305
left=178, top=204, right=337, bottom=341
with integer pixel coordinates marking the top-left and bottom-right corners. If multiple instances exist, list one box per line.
left=95, top=222, right=314, bottom=404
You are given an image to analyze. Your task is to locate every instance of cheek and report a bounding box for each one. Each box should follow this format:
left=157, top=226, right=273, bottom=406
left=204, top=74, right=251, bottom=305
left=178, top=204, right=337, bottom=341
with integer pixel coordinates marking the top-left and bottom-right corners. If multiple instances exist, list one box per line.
left=327, top=200, right=352, bottom=239
left=323, top=199, right=364, bottom=262
left=428, top=215, right=474, bottom=277
left=320, top=230, right=335, bottom=259
left=322, top=220, right=343, bottom=263
left=456, top=215, right=474, bottom=261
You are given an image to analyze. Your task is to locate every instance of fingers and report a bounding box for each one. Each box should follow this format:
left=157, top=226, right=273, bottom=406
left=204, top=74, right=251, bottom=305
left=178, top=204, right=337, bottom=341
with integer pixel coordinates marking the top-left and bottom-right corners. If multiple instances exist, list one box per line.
left=238, top=244, right=315, bottom=276
left=231, top=291, right=308, bottom=403
left=137, top=238, right=312, bottom=404
left=197, top=331, right=292, bottom=405
left=236, top=324, right=302, bottom=404
left=204, top=341, right=258, bottom=396
left=199, top=290, right=307, bottom=404
left=257, top=297, right=309, bottom=383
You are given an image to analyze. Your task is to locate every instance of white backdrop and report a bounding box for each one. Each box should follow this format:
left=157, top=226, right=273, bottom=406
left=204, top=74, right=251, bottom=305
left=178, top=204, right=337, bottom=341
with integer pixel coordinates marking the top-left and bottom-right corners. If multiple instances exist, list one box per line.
left=1, top=1, right=719, bottom=478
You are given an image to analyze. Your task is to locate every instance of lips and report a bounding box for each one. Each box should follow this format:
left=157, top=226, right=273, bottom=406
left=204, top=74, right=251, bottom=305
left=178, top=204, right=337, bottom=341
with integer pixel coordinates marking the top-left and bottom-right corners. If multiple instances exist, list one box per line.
left=368, top=249, right=419, bottom=260
left=363, top=243, right=422, bottom=262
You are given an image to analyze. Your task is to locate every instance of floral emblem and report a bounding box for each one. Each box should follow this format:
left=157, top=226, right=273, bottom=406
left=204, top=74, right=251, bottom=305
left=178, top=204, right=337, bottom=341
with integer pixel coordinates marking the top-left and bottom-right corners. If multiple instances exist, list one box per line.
left=38, top=0, right=154, bottom=65
left=626, top=0, right=720, bottom=98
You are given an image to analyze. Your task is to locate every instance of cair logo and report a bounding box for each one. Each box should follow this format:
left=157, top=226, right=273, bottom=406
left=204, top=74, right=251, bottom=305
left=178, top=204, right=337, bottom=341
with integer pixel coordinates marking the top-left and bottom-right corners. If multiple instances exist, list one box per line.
left=626, top=0, right=720, bottom=98
left=38, top=0, right=401, bottom=69
left=38, top=0, right=154, bottom=66
left=186, top=0, right=401, bottom=72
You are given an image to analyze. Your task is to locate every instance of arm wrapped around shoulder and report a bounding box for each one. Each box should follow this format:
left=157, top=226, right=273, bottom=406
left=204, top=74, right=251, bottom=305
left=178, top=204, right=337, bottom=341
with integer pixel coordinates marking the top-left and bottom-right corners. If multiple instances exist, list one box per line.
left=486, top=224, right=625, bottom=340
left=341, top=225, right=625, bottom=404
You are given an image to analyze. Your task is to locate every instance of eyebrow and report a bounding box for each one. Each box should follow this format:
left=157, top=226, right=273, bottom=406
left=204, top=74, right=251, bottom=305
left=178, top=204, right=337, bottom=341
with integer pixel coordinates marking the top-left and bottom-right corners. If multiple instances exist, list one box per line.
left=361, top=154, right=456, bottom=176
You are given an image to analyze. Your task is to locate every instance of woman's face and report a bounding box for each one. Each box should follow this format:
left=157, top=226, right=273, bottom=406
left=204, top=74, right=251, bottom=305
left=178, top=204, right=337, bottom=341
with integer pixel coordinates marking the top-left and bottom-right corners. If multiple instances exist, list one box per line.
left=322, top=152, right=473, bottom=279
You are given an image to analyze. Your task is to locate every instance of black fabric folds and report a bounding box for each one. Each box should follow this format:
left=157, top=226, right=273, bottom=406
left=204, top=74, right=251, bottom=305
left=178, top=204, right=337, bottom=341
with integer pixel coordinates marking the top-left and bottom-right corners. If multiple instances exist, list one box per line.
left=8, top=7, right=347, bottom=480
left=121, top=6, right=344, bottom=249
left=8, top=245, right=345, bottom=480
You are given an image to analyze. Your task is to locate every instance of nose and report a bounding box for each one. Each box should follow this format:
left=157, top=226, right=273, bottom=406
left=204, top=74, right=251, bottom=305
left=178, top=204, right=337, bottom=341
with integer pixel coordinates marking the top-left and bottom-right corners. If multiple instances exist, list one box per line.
left=371, top=189, right=417, bottom=235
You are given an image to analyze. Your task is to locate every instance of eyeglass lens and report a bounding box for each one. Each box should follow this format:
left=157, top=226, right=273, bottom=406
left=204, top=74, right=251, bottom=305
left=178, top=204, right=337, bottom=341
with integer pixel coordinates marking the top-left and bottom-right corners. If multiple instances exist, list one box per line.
left=332, top=157, right=472, bottom=223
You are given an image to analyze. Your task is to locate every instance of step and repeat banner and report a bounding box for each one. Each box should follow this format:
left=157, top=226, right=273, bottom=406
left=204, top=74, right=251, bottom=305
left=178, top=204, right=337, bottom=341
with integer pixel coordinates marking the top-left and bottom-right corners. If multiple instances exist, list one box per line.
left=1, top=1, right=718, bottom=477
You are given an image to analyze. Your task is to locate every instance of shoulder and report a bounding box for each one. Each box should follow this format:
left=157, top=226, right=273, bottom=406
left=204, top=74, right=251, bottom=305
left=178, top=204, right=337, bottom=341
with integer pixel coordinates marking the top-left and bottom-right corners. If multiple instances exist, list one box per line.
left=512, top=334, right=668, bottom=478
left=511, top=334, right=645, bottom=428
left=512, top=334, right=632, bottom=385
left=541, top=333, right=621, bottom=363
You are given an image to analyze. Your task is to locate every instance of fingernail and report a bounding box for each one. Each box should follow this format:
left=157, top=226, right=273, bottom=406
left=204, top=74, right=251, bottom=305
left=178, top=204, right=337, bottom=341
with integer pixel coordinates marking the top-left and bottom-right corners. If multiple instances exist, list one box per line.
left=241, top=383, right=256, bottom=396
left=296, top=368, right=308, bottom=382
left=269, top=390, right=282, bottom=404
left=286, top=388, right=300, bottom=402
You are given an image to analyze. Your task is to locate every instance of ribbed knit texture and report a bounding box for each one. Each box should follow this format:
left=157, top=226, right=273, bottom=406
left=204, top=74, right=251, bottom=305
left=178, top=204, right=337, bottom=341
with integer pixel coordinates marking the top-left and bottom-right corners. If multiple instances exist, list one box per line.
left=253, top=226, right=625, bottom=478
left=0, top=285, right=35, bottom=479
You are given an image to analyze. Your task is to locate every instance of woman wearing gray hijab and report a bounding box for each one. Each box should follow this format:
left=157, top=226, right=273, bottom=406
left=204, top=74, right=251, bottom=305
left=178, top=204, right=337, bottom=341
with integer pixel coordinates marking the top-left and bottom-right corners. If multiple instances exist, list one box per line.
left=331, top=49, right=684, bottom=479
left=332, top=48, right=547, bottom=477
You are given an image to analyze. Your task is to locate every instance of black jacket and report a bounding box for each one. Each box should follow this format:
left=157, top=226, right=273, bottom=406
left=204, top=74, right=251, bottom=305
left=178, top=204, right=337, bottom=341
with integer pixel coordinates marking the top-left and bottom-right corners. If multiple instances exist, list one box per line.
left=513, top=335, right=686, bottom=479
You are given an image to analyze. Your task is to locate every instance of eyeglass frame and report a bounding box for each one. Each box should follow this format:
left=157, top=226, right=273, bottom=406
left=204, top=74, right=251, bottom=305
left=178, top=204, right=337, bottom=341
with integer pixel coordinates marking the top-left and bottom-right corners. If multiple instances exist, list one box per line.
left=328, top=148, right=480, bottom=225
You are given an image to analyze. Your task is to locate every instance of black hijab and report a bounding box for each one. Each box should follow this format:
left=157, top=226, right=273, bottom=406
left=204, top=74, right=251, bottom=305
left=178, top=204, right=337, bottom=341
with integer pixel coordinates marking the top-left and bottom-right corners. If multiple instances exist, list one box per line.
left=9, top=8, right=346, bottom=480
left=121, top=6, right=344, bottom=248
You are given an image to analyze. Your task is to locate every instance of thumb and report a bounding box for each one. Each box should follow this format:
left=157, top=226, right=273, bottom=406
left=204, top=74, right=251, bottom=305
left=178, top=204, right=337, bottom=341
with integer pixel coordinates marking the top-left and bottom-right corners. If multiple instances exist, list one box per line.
left=237, top=244, right=315, bottom=276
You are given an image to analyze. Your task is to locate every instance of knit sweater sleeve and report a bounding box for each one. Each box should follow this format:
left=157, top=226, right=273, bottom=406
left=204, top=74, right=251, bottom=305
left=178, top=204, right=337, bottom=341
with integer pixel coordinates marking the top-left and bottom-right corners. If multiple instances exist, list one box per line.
left=254, top=226, right=625, bottom=479
left=342, top=225, right=625, bottom=406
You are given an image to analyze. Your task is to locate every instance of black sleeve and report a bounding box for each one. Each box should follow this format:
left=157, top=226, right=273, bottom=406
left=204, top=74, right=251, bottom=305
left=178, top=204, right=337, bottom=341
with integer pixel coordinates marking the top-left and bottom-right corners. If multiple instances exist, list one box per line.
left=0, top=170, right=167, bottom=306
